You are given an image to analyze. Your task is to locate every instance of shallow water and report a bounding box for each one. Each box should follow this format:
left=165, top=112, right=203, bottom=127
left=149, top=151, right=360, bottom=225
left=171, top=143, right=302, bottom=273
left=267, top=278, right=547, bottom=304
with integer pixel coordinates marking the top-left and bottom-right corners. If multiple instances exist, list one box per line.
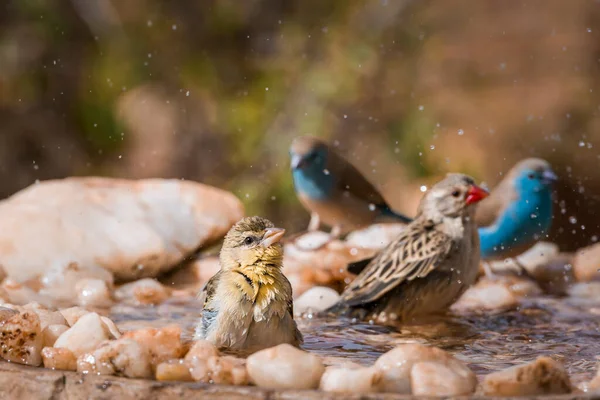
left=110, top=292, right=600, bottom=386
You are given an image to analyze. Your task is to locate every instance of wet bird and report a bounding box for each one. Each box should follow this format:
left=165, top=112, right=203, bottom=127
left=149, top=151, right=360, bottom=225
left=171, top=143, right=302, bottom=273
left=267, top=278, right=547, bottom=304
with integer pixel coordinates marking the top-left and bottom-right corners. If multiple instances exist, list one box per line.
left=476, top=158, right=557, bottom=275
left=289, top=136, right=411, bottom=239
left=327, top=173, right=488, bottom=323
left=194, top=216, right=303, bottom=352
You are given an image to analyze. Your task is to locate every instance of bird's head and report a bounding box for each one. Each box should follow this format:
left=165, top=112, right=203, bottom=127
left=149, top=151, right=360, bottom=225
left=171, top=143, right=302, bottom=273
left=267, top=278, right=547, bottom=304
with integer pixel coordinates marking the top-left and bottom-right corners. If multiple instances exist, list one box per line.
left=510, top=158, right=557, bottom=194
left=220, top=216, right=285, bottom=270
left=418, top=173, right=489, bottom=220
left=289, top=136, right=329, bottom=174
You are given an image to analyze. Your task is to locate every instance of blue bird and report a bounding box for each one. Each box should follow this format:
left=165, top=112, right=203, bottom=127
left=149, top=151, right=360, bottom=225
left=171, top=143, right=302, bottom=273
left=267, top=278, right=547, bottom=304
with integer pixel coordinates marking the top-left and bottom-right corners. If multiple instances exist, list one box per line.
left=289, top=136, right=411, bottom=239
left=475, top=158, right=557, bottom=274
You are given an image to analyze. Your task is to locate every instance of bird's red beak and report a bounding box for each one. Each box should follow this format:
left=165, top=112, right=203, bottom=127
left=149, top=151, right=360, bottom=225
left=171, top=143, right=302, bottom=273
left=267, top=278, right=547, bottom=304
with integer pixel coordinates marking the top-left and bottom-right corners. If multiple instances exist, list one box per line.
left=465, top=184, right=489, bottom=205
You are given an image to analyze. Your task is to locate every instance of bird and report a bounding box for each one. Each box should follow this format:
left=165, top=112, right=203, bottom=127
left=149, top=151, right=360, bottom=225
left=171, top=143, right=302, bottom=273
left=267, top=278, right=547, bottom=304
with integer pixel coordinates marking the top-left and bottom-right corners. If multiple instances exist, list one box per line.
left=476, top=158, right=557, bottom=276
left=326, top=173, right=489, bottom=323
left=289, top=136, right=412, bottom=240
left=194, top=216, right=303, bottom=353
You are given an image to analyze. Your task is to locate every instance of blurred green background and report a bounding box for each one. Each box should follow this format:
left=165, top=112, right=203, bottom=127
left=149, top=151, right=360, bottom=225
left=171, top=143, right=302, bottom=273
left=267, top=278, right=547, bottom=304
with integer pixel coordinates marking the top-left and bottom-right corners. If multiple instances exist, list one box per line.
left=1, top=0, right=599, bottom=250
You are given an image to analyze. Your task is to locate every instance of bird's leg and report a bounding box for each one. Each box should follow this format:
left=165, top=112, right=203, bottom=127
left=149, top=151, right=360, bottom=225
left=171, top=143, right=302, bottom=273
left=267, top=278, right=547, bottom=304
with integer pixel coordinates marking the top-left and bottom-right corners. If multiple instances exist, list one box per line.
left=307, top=212, right=320, bottom=231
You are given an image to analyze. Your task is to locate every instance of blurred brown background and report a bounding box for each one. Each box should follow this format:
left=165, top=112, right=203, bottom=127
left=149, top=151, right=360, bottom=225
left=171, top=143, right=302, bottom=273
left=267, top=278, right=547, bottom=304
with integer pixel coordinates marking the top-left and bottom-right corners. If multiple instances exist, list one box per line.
left=1, top=0, right=599, bottom=250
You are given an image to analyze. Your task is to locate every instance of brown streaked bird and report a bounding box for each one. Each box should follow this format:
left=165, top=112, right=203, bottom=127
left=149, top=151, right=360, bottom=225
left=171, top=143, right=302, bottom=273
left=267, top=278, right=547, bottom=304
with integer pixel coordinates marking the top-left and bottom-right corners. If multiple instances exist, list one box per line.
left=194, top=216, right=303, bottom=353
left=290, top=136, right=411, bottom=238
left=326, top=173, right=489, bottom=323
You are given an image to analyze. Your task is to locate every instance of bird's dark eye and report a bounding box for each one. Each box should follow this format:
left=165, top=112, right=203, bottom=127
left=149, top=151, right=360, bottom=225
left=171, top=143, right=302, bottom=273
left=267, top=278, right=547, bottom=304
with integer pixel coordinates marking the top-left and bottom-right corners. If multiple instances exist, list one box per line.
left=451, top=190, right=461, bottom=197
left=528, top=173, right=535, bottom=179
left=244, top=237, right=254, bottom=245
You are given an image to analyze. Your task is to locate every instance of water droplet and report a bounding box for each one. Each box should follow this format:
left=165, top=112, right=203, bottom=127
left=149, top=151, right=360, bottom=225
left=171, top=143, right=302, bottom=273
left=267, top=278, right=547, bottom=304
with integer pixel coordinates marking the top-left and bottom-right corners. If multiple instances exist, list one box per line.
left=323, top=169, right=330, bottom=175
left=588, top=27, right=593, bottom=33
left=418, top=105, right=424, bottom=111
left=569, top=216, right=577, bottom=224
left=579, top=141, right=585, bottom=147
left=186, top=90, right=190, bottom=96
left=172, top=24, right=177, bottom=30
left=368, top=203, right=376, bottom=211
left=265, top=87, right=269, bottom=91
left=430, top=145, right=435, bottom=150
left=420, top=185, right=427, bottom=192
left=458, top=129, right=464, bottom=135
left=343, top=114, right=348, bottom=119
left=530, top=213, right=538, bottom=219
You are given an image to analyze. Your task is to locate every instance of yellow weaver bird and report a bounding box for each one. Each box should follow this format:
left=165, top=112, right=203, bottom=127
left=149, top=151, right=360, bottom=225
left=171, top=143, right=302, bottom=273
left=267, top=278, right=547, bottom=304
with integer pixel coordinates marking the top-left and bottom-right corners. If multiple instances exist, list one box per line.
left=194, top=216, right=303, bottom=352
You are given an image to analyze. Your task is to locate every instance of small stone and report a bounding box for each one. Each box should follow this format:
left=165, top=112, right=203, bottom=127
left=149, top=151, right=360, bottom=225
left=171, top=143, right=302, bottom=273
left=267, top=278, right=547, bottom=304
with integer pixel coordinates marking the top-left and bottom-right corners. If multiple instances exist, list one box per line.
left=77, top=338, right=153, bottom=379
left=41, top=347, right=77, bottom=371
left=247, top=344, right=325, bottom=390
left=100, top=316, right=121, bottom=339
left=411, top=361, right=477, bottom=396
left=156, top=359, right=194, bottom=381
left=184, top=340, right=220, bottom=361
left=319, top=366, right=380, bottom=393
left=41, top=324, right=69, bottom=347
left=374, top=344, right=476, bottom=394
left=189, top=355, right=248, bottom=385
left=59, top=307, right=89, bottom=326
left=22, top=303, right=67, bottom=330
left=75, top=279, right=113, bottom=307
left=345, top=223, right=407, bottom=249
left=0, top=307, right=18, bottom=322
left=294, top=286, right=341, bottom=315
left=1, top=279, right=51, bottom=306
left=53, top=312, right=110, bottom=357
left=482, top=356, right=573, bottom=396
left=573, top=244, right=600, bottom=282
left=452, top=277, right=520, bottom=313
left=114, top=278, right=170, bottom=305
left=0, top=311, right=43, bottom=366
left=122, top=325, right=187, bottom=367
left=532, top=253, right=575, bottom=295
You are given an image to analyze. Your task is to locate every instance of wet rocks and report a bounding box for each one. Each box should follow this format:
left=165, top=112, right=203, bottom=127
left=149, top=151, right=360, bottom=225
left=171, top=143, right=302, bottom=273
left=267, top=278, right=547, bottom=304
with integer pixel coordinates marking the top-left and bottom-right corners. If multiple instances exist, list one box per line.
left=319, top=365, right=381, bottom=393
left=77, top=338, right=153, bottom=379
left=155, top=359, right=194, bottom=382
left=246, top=343, right=325, bottom=390
left=41, top=347, right=77, bottom=371
left=294, top=286, right=340, bottom=314
left=0, top=177, right=243, bottom=285
left=121, top=325, right=187, bottom=367
left=41, top=324, right=69, bottom=347
left=482, top=356, right=573, bottom=396
left=75, top=279, right=113, bottom=308
left=573, top=243, right=600, bottom=282
left=189, top=355, right=249, bottom=385
left=0, top=310, right=43, bottom=366
left=114, top=278, right=170, bottom=305
left=373, top=344, right=476, bottom=395
left=53, top=312, right=111, bottom=357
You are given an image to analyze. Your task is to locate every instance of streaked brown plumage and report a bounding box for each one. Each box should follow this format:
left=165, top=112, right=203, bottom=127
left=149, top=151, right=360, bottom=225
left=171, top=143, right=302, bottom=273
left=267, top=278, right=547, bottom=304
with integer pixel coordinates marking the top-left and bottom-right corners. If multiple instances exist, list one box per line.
left=195, top=216, right=303, bottom=352
left=327, top=173, right=488, bottom=323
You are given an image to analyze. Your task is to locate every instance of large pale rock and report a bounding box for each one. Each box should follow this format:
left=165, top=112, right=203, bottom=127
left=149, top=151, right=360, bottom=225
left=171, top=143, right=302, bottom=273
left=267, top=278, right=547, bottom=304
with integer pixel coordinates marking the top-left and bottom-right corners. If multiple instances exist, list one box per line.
left=294, top=286, right=340, bottom=315
left=573, top=243, right=600, bottom=282
left=53, top=312, right=111, bottom=357
left=114, top=278, right=170, bottom=305
left=410, top=361, right=477, bottom=396
left=0, top=177, right=243, bottom=283
left=77, top=338, right=153, bottom=379
left=160, top=256, right=220, bottom=292
left=75, top=278, right=113, bottom=307
left=41, top=324, right=69, bottom=347
left=247, top=344, right=325, bottom=390
left=39, top=263, right=113, bottom=303
left=319, top=366, right=381, bottom=393
left=0, top=311, right=43, bottom=366
left=345, top=223, right=407, bottom=249
left=374, top=344, right=476, bottom=394
left=482, top=356, right=573, bottom=396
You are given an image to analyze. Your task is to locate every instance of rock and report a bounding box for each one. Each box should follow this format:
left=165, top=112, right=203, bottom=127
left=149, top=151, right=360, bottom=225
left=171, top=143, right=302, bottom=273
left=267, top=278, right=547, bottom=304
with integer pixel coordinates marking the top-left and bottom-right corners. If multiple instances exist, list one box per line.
left=319, top=366, right=381, bottom=393
left=189, top=355, right=249, bottom=385
left=59, top=307, right=89, bottom=326
left=39, top=263, right=113, bottom=304
left=294, top=286, right=341, bottom=314
left=100, top=316, right=121, bottom=339
left=41, top=324, right=69, bottom=347
left=155, top=359, right=194, bottom=382
left=0, top=311, right=43, bottom=366
left=160, top=256, right=220, bottom=292
left=411, top=361, right=477, bottom=396
left=345, top=223, right=407, bottom=249
left=41, top=347, right=77, bottom=371
left=184, top=340, right=220, bottom=361
left=122, top=325, right=187, bottom=367
left=77, top=338, right=153, bottom=379
left=1, top=279, right=52, bottom=306
left=373, top=344, right=476, bottom=394
left=246, top=344, right=325, bottom=390
left=0, top=306, right=18, bottom=322
left=75, top=279, right=113, bottom=307
left=53, top=312, right=111, bottom=357
left=283, top=232, right=374, bottom=296
left=22, top=303, right=67, bottom=330
left=114, top=278, right=170, bottom=305
left=0, top=177, right=243, bottom=283
left=573, top=244, right=600, bottom=282
left=530, top=253, right=575, bottom=295
left=482, top=356, right=573, bottom=396
left=568, top=282, right=600, bottom=299
left=452, top=276, right=541, bottom=314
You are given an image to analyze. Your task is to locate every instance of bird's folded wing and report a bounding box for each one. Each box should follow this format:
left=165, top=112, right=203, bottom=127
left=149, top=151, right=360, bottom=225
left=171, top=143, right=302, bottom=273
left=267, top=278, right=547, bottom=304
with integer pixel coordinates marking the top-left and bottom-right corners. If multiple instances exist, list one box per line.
left=340, top=224, right=453, bottom=306
left=327, top=150, right=388, bottom=206
left=198, top=270, right=222, bottom=309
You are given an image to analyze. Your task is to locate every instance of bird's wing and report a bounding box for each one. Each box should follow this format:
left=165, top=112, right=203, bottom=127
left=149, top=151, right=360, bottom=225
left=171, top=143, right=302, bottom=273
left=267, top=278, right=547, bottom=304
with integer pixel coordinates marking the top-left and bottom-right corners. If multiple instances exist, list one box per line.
left=474, top=179, right=517, bottom=227
left=339, top=222, right=454, bottom=306
left=198, top=270, right=222, bottom=309
left=327, top=150, right=388, bottom=206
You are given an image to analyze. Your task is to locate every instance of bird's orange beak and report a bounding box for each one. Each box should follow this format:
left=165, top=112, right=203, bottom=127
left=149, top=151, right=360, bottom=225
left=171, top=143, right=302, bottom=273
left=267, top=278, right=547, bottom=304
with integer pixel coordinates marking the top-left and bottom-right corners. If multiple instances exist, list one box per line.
left=465, top=184, right=489, bottom=205
left=261, top=228, right=286, bottom=248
